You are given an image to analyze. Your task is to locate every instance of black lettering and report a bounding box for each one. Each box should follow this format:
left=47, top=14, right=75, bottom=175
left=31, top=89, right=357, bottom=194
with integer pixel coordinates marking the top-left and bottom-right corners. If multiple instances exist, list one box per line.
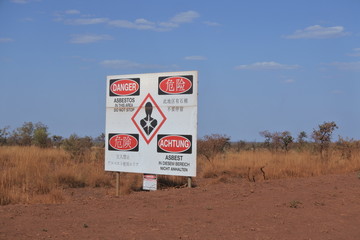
left=164, top=155, right=183, bottom=161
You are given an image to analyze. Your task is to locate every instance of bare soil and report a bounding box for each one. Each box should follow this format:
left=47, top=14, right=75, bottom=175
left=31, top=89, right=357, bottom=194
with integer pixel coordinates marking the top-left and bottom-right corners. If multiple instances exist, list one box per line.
left=1, top=173, right=360, bottom=240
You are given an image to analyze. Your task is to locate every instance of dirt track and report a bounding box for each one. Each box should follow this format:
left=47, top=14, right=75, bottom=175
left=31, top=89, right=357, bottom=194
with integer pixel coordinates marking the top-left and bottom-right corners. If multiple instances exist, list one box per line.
left=1, top=173, right=360, bottom=240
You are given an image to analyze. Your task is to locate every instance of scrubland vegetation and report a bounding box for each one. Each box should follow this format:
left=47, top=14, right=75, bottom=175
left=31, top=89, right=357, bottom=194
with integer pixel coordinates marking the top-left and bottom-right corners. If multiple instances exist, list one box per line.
left=1, top=121, right=360, bottom=205
left=198, top=144, right=360, bottom=181
left=0, top=146, right=112, bottom=205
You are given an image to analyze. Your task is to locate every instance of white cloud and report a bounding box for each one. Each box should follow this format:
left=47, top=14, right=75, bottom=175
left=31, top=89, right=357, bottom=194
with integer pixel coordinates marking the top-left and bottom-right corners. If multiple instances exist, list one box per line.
left=348, top=48, right=360, bottom=57
left=57, top=10, right=199, bottom=31
left=0, top=38, right=14, bottom=43
left=109, top=10, right=199, bottom=31
left=108, top=20, right=140, bottom=28
left=285, top=25, right=350, bottom=39
left=69, top=34, right=113, bottom=44
left=328, top=61, right=360, bottom=71
left=11, top=0, right=29, bottom=3
left=108, top=19, right=158, bottom=30
left=235, top=61, right=300, bottom=70
left=100, top=60, right=166, bottom=70
left=184, top=56, right=207, bottom=61
left=65, top=9, right=81, bottom=15
left=203, top=21, right=221, bottom=27
left=135, top=18, right=155, bottom=25
left=159, top=21, right=179, bottom=28
left=65, top=18, right=109, bottom=25
left=53, top=9, right=80, bottom=19
left=11, top=0, right=40, bottom=3
left=170, top=10, right=199, bottom=23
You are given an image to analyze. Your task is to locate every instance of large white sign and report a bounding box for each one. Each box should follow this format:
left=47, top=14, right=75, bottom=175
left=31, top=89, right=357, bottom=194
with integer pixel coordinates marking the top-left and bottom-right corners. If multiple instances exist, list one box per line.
left=105, top=71, right=198, bottom=177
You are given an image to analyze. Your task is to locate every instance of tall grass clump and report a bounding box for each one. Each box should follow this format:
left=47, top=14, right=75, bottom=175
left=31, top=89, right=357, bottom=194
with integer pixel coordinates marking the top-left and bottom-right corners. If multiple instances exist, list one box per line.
left=0, top=146, right=112, bottom=205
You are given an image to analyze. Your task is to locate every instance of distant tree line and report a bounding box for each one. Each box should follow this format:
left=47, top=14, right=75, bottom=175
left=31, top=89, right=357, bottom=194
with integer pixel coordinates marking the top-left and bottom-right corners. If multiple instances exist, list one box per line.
left=198, top=121, right=360, bottom=161
left=0, top=122, right=105, bottom=160
left=257, top=121, right=342, bottom=157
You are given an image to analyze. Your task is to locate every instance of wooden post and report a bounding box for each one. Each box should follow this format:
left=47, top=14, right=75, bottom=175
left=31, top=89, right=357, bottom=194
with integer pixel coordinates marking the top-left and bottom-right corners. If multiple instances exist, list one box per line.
left=116, top=172, right=120, bottom=196
left=187, top=177, right=192, bottom=188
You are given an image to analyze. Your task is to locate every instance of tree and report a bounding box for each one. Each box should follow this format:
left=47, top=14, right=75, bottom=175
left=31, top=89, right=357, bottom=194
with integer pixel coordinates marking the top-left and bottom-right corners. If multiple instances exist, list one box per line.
left=270, top=132, right=282, bottom=152
left=280, top=131, right=293, bottom=152
left=7, top=122, right=51, bottom=147
left=259, top=130, right=272, bottom=149
left=260, top=130, right=293, bottom=152
left=32, top=124, right=50, bottom=148
left=297, top=131, right=307, bottom=144
left=93, top=133, right=105, bottom=148
left=0, top=126, right=10, bottom=146
left=312, top=121, right=338, bottom=158
left=296, top=131, right=308, bottom=151
left=12, top=122, right=35, bottom=146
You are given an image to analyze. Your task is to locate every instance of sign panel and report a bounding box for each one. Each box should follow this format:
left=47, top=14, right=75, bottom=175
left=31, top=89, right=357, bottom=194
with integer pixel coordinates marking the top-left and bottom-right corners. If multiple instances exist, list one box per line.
left=105, top=71, right=198, bottom=177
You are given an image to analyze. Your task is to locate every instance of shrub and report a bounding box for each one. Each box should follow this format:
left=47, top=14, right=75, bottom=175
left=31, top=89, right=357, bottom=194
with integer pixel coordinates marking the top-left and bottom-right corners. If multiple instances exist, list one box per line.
left=197, top=134, right=230, bottom=161
left=62, top=134, right=93, bottom=161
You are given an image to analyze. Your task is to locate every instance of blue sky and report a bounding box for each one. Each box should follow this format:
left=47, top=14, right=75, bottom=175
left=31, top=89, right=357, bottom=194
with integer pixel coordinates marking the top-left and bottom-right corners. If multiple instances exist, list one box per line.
left=1, top=0, right=359, bottom=141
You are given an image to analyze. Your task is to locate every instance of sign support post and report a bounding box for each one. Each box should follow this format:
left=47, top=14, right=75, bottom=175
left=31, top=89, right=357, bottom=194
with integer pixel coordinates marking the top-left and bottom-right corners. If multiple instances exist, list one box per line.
left=188, top=177, right=192, bottom=188
left=115, top=172, right=120, bottom=196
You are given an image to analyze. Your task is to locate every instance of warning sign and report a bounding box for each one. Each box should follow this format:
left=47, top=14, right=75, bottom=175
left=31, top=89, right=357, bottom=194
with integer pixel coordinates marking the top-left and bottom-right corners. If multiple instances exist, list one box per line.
left=131, top=93, right=167, bottom=144
left=143, top=174, right=157, bottom=191
left=105, top=71, right=198, bottom=177
left=108, top=134, right=139, bottom=152
left=158, top=75, right=193, bottom=95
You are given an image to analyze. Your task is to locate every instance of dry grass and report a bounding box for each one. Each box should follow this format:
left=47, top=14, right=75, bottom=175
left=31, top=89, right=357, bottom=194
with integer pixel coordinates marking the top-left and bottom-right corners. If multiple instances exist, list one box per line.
left=118, top=173, right=142, bottom=195
left=0, top=146, right=188, bottom=205
left=0, top=146, right=112, bottom=205
left=198, top=148, right=360, bottom=182
left=1, top=146, right=360, bottom=205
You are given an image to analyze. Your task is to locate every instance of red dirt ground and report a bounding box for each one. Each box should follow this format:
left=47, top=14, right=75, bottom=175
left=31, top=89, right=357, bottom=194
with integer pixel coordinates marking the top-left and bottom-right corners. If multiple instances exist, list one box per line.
left=1, top=173, right=360, bottom=240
